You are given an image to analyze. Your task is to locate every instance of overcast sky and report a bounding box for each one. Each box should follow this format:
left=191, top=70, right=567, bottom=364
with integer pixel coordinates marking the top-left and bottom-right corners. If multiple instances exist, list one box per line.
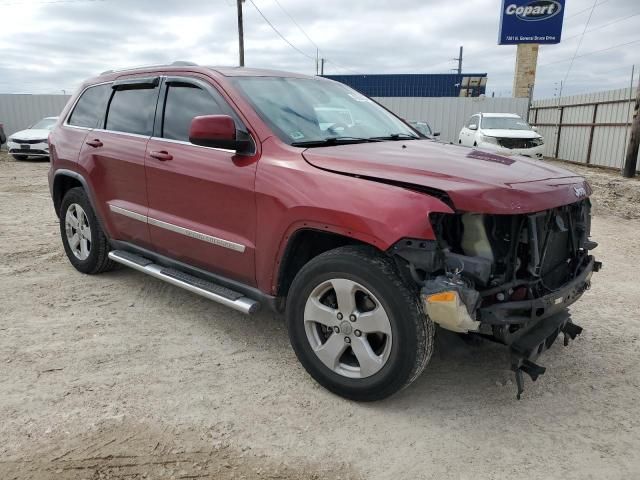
left=0, top=0, right=637, bottom=99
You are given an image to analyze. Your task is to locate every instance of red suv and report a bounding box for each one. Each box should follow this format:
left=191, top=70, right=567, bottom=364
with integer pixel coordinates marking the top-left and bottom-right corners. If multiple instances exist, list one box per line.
left=48, top=63, right=600, bottom=400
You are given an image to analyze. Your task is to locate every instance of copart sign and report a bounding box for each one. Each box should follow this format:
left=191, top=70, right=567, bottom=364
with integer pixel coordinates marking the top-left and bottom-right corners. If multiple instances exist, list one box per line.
left=498, top=0, right=565, bottom=45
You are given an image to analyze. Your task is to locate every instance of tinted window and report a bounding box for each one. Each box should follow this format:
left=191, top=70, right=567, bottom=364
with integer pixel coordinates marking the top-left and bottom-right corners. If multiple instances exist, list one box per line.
left=466, top=115, right=479, bottom=128
left=68, top=84, right=111, bottom=128
left=106, top=87, right=158, bottom=135
left=162, top=84, right=224, bottom=142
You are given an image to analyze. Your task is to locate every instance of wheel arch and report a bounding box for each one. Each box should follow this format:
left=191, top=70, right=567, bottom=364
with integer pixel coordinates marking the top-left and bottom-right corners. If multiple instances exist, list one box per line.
left=274, top=227, right=380, bottom=300
left=52, top=169, right=103, bottom=228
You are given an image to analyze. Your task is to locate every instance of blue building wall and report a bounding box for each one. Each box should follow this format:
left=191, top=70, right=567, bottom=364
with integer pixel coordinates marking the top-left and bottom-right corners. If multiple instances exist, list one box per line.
left=322, top=73, right=487, bottom=97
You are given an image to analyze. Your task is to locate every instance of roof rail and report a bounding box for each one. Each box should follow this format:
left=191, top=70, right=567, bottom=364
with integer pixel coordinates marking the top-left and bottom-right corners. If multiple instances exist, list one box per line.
left=171, top=60, right=198, bottom=66
left=99, top=61, right=199, bottom=76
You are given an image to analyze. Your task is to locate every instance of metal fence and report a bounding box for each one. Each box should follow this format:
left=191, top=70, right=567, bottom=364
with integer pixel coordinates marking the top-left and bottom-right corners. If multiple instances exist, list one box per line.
left=374, top=96, right=529, bottom=144
left=528, top=87, right=638, bottom=170
left=0, top=94, right=70, bottom=138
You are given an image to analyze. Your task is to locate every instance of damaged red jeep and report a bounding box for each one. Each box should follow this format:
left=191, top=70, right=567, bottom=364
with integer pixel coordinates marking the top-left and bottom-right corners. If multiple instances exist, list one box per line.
left=48, top=64, right=600, bottom=401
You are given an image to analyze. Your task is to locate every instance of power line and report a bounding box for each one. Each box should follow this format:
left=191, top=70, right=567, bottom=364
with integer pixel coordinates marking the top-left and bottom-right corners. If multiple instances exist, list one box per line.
left=564, top=0, right=611, bottom=20
left=559, top=0, right=598, bottom=95
left=246, top=0, right=315, bottom=60
left=272, top=0, right=320, bottom=52
left=538, top=38, right=640, bottom=67
left=562, top=11, right=639, bottom=41
left=323, top=59, right=359, bottom=74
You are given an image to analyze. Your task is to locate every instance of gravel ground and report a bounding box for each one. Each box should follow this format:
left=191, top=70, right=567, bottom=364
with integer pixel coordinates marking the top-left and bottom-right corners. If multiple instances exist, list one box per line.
left=1, top=151, right=639, bottom=479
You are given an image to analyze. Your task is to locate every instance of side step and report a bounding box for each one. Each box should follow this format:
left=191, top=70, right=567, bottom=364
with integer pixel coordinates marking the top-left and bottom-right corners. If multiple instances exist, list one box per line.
left=108, top=250, right=260, bottom=314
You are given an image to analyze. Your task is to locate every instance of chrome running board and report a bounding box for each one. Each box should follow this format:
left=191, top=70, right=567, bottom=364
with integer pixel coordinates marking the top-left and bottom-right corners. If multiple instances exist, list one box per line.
left=108, top=250, right=259, bottom=314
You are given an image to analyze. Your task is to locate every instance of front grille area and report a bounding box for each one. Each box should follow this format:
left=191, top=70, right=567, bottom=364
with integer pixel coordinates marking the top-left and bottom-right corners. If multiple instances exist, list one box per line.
left=12, top=138, right=47, bottom=144
left=430, top=200, right=592, bottom=298
left=497, top=137, right=540, bottom=149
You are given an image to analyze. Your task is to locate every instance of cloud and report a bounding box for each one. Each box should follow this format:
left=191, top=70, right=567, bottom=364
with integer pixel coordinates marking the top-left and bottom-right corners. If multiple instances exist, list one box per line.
left=0, top=0, right=637, bottom=99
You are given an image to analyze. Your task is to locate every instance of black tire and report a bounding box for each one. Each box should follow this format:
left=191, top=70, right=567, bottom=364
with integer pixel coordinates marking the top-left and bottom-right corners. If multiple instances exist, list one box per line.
left=286, top=245, right=434, bottom=401
left=12, top=154, right=28, bottom=161
left=59, top=187, right=115, bottom=274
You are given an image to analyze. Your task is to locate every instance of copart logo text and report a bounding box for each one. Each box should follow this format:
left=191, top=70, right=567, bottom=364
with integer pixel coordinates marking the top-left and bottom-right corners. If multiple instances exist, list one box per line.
left=505, top=0, right=562, bottom=22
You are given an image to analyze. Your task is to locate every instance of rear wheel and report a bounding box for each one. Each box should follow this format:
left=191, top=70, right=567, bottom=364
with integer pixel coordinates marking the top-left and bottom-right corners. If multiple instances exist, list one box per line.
left=59, top=187, right=114, bottom=274
left=286, top=245, right=434, bottom=401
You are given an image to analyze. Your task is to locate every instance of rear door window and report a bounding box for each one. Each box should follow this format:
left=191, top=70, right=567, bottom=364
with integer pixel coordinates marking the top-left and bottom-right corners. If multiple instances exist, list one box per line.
left=161, top=83, right=225, bottom=142
left=106, top=87, right=158, bottom=136
left=67, top=84, right=111, bottom=128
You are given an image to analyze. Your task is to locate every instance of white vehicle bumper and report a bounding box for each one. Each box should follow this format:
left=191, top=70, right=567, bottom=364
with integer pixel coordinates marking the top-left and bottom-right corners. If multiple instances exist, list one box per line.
left=476, top=140, right=544, bottom=159
left=7, top=140, right=49, bottom=156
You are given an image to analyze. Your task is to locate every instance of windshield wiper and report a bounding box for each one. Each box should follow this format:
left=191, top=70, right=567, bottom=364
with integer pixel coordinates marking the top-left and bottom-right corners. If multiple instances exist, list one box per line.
left=368, top=133, right=420, bottom=141
left=291, top=136, right=381, bottom=147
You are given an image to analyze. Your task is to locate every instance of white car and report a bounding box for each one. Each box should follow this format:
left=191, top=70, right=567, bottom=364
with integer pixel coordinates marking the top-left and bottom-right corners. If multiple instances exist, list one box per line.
left=6, top=116, right=58, bottom=160
left=458, top=113, right=544, bottom=158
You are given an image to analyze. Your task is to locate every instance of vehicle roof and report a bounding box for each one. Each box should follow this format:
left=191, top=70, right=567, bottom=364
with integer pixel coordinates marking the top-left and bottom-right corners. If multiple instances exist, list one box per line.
left=90, top=65, right=318, bottom=83
left=480, top=113, right=521, bottom=118
left=209, top=66, right=316, bottom=78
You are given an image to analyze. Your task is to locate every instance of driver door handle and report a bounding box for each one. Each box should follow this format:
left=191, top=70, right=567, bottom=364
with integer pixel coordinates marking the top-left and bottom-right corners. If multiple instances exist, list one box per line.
left=149, top=150, right=173, bottom=161
left=85, top=139, right=103, bottom=148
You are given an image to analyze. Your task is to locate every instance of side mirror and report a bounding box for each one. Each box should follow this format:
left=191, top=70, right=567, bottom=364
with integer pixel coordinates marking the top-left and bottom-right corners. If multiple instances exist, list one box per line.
left=433, top=131, right=441, bottom=137
left=531, top=126, right=538, bottom=132
left=469, top=124, right=478, bottom=131
left=189, top=115, right=252, bottom=153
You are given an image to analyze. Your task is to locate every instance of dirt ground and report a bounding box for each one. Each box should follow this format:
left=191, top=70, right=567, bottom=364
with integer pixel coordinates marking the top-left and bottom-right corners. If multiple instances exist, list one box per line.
left=1, top=150, right=639, bottom=480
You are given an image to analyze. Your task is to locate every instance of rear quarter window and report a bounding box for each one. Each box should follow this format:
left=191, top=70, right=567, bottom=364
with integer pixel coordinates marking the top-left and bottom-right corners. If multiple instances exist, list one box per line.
left=67, top=84, right=111, bottom=128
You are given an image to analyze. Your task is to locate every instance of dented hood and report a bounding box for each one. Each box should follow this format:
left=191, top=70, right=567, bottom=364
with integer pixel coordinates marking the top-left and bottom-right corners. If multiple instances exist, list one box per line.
left=302, top=140, right=589, bottom=214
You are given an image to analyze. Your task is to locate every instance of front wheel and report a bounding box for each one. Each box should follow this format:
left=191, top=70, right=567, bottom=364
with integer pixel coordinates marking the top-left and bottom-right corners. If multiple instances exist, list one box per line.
left=286, top=245, right=434, bottom=401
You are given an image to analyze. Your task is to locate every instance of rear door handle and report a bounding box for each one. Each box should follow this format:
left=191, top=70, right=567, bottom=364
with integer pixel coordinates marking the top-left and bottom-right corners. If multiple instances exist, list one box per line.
left=149, top=150, right=173, bottom=161
left=85, top=139, right=103, bottom=148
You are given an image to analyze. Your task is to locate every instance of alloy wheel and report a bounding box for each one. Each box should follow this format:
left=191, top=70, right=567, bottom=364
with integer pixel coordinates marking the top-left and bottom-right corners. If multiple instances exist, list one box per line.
left=65, top=203, right=92, bottom=260
left=304, top=278, right=393, bottom=379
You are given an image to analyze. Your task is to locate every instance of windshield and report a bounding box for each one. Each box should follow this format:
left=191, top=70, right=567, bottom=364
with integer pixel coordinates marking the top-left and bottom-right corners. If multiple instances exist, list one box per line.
left=411, top=122, right=432, bottom=136
left=481, top=116, right=531, bottom=130
left=31, top=118, right=57, bottom=130
left=231, top=77, right=418, bottom=145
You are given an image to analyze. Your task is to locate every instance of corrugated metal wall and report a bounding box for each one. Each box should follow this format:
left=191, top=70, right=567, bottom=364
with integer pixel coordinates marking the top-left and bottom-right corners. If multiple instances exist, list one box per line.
left=374, top=96, right=529, bottom=143
left=529, top=87, right=638, bottom=170
left=0, top=94, right=70, bottom=137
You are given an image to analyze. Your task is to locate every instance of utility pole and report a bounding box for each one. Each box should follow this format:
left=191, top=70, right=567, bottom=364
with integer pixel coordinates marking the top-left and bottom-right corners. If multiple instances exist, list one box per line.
left=320, top=58, right=325, bottom=75
left=622, top=72, right=640, bottom=178
left=237, top=0, right=245, bottom=67
left=453, top=46, right=463, bottom=75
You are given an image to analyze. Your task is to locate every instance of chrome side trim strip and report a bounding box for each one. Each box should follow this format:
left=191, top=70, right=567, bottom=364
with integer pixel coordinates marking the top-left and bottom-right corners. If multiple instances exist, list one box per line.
left=108, top=204, right=246, bottom=253
left=147, top=217, right=246, bottom=252
left=109, top=204, right=147, bottom=222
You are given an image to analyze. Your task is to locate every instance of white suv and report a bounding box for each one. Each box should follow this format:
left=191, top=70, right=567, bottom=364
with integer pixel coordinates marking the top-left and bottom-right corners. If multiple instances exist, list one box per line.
left=458, top=113, right=544, bottom=158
